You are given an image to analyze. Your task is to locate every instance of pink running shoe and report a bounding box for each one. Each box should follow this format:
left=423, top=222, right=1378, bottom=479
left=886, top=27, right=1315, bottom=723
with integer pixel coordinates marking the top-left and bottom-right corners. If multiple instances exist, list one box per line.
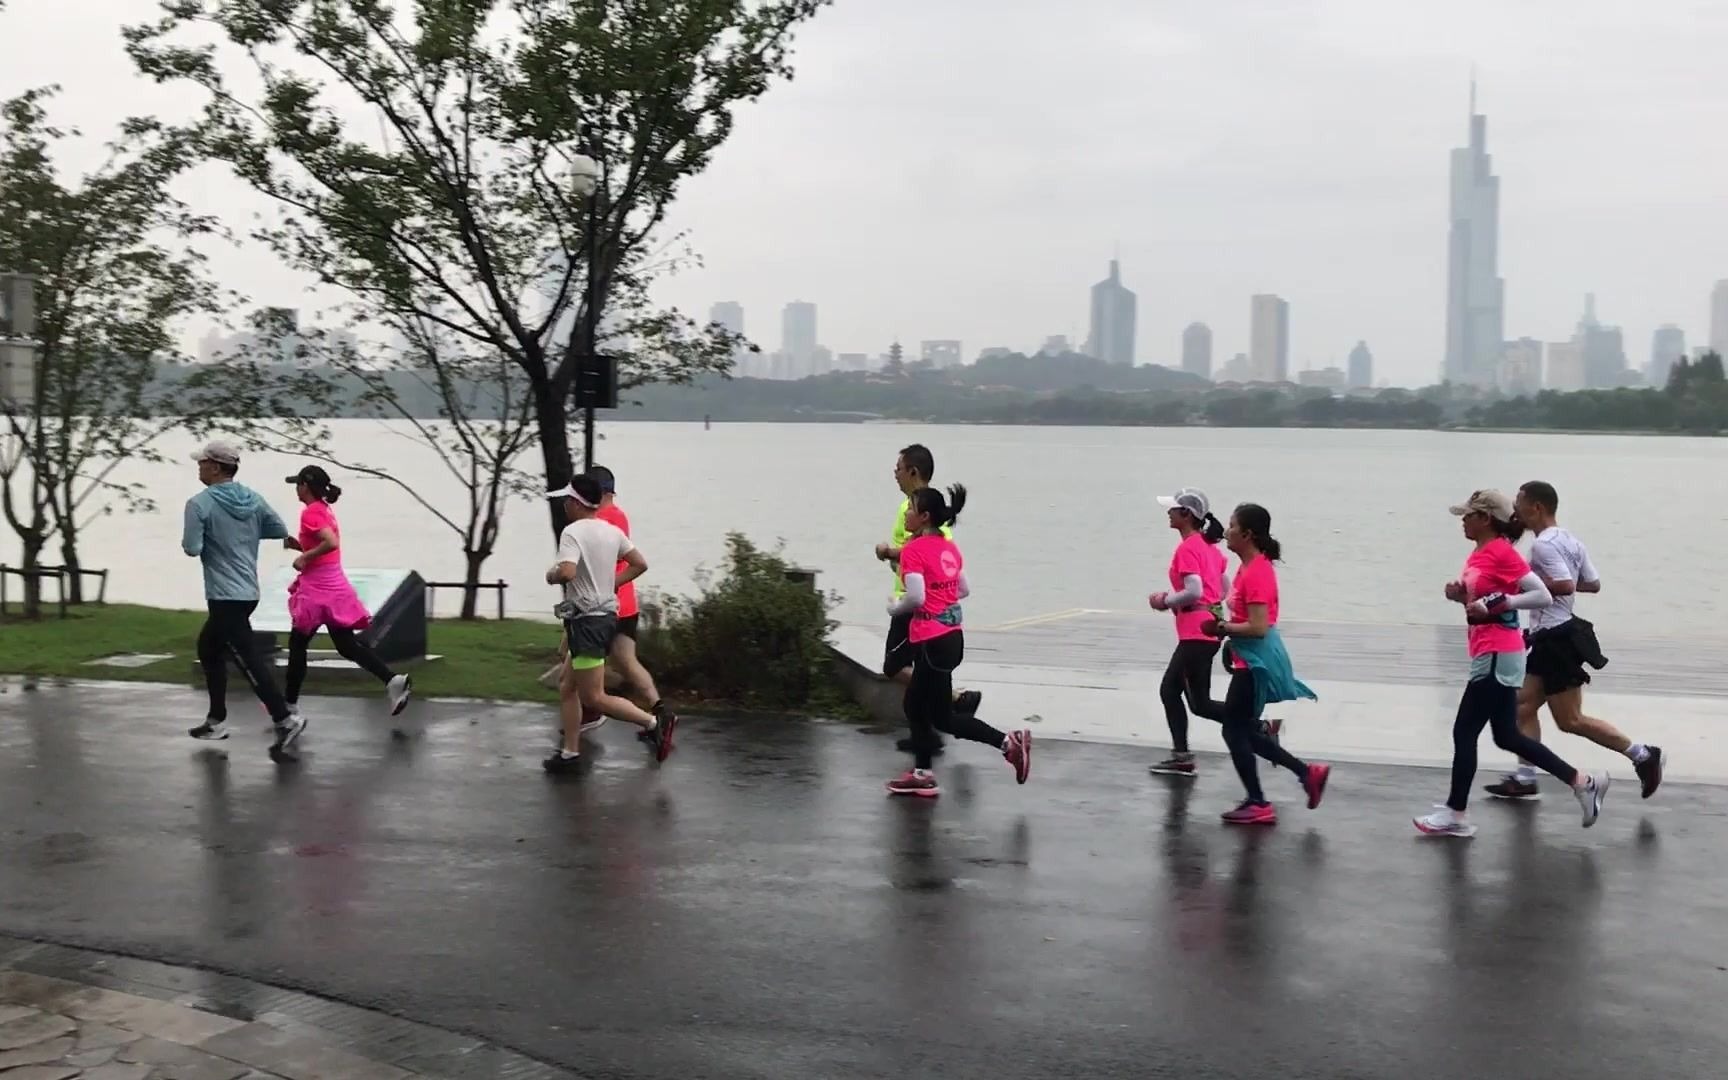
left=1303, top=763, right=1331, bottom=810
left=1003, top=730, right=1032, bottom=784
left=1221, top=800, right=1277, bottom=826
left=886, top=770, right=940, bottom=798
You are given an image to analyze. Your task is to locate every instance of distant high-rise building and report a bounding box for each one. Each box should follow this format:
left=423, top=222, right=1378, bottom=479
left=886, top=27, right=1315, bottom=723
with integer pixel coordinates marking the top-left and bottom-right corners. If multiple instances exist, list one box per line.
left=1545, top=340, right=1585, bottom=391
left=709, top=301, right=744, bottom=336
left=1650, top=325, right=1687, bottom=388
left=1578, top=299, right=1626, bottom=388
left=1249, top=294, right=1289, bottom=382
left=1219, top=352, right=1252, bottom=383
left=1444, top=85, right=1505, bottom=388
left=920, top=340, right=963, bottom=369
left=1499, top=338, right=1543, bottom=396
left=1038, top=335, right=1072, bottom=357
left=1085, top=259, right=1137, bottom=365
left=1711, top=280, right=1728, bottom=358
left=836, top=352, right=869, bottom=372
left=1347, top=341, right=1374, bottom=389
left=1181, top=322, right=1212, bottom=379
left=781, top=301, right=817, bottom=378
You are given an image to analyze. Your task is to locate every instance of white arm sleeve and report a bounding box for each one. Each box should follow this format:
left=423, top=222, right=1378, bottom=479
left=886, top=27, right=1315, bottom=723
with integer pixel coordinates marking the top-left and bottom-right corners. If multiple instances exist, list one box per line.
left=956, top=570, right=971, bottom=601
left=888, top=573, right=926, bottom=615
left=1165, top=573, right=1204, bottom=608
left=1505, top=572, right=1552, bottom=611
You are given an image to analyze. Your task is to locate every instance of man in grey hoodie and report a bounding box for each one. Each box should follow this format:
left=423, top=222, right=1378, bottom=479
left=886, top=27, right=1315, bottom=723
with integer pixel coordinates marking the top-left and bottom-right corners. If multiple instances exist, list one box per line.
left=182, top=440, right=305, bottom=760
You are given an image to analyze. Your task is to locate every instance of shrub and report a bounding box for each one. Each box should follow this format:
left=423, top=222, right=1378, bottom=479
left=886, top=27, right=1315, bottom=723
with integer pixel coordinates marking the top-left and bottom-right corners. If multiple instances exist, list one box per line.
left=637, top=533, right=840, bottom=710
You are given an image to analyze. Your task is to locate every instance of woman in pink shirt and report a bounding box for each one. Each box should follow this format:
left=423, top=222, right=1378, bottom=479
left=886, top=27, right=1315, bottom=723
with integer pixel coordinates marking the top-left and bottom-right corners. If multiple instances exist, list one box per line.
left=1413, top=489, right=1608, bottom=838
left=282, top=466, right=411, bottom=721
left=1147, top=487, right=1229, bottom=777
left=884, top=484, right=1031, bottom=798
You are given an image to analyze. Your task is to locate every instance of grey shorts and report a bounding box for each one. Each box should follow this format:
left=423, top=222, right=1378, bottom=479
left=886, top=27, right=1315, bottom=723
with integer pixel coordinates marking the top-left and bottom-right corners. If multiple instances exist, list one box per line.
left=564, top=613, right=619, bottom=669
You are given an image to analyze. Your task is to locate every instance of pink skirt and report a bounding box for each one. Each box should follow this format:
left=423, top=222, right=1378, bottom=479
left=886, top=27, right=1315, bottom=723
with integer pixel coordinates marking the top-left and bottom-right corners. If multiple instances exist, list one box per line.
left=287, top=563, right=373, bottom=634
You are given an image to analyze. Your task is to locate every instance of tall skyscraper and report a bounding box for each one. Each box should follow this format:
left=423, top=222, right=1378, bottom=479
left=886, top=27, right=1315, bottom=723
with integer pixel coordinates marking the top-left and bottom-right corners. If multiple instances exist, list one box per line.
left=1711, top=280, right=1728, bottom=358
left=1181, top=322, right=1212, bottom=379
left=1444, top=86, right=1505, bottom=387
left=1347, top=341, right=1374, bottom=389
left=1086, top=259, right=1137, bottom=365
left=1249, top=294, right=1289, bottom=383
left=1650, top=324, right=1687, bottom=388
left=781, top=301, right=817, bottom=377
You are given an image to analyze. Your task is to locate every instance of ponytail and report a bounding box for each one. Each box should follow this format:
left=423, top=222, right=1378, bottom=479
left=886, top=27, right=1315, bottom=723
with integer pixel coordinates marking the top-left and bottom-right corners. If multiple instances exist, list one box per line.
left=1200, top=512, right=1225, bottom=544
left=944, top=483, right=967, bottom=528
left=909, top=483, right=967, bottom=532
left=1232, top=502, right=1282, bottom=562
left=324, top=483, right=343, bottom=505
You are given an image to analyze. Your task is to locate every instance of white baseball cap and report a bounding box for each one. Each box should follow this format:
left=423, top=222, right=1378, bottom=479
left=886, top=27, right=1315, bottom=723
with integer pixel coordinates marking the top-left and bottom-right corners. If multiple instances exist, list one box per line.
left=191, top=440, right=241, bottom=466
left=1156, top=487, right=1210, bottom=521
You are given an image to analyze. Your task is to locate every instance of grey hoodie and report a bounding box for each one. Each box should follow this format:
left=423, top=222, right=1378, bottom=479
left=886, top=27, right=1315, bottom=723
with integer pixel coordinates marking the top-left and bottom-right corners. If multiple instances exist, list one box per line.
left=182, top=481, right=289, bottom=602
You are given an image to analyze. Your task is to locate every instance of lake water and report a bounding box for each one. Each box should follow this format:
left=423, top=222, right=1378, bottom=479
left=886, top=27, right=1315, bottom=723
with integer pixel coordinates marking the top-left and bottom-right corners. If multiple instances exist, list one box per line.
left=7, top=421, right=1727, bottom=635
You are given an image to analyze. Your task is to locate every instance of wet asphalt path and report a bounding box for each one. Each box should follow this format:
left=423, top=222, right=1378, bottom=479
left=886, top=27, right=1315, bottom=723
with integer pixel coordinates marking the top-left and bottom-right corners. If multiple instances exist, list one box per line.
left=2, top=678, right=1725, bottom=1079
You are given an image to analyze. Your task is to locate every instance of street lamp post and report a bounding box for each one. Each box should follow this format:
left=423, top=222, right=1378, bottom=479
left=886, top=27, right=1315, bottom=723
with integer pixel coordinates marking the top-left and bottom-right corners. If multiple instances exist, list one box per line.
left=568, top=152, right=604, bottom=473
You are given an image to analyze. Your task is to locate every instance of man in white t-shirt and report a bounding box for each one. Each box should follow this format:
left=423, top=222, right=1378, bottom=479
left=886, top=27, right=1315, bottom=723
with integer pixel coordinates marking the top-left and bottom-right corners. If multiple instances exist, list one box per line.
left=1485, top=481, right=1664, bottom=800
left=542, top=474, right=677, bottom=774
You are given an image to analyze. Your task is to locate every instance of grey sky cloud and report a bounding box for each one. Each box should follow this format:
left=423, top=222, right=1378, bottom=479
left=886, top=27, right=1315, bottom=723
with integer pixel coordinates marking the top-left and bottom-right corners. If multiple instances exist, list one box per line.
left=3, top=0, right=1725, bottom=384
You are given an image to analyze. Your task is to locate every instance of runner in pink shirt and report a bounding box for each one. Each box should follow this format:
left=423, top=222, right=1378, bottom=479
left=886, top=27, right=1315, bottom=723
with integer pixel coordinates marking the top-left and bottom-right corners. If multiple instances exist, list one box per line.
left=883, top=484, right=1031, bottom=798
left=1413, top=490, right=1609, bottom=838
left=1147, top=487, right=1230, bottom=776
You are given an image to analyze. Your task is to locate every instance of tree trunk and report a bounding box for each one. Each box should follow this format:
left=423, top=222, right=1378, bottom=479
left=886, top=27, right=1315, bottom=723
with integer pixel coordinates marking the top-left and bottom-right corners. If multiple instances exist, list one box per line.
left=59, top=522, right=83, bottom=604
left=459, top=547, right=486, bottom=620
left=535, top=379, right=574, bottom=540
left=19, top=533, right=45, bottom=619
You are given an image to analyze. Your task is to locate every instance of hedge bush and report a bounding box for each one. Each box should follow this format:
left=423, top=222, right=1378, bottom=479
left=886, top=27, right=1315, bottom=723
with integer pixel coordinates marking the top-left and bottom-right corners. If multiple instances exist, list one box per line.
left=638, top=533, right=840, bottom=710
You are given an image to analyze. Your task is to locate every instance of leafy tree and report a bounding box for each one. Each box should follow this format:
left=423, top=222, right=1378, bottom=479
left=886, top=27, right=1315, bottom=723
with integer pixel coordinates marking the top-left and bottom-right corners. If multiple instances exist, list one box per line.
left=126, top=0, right=827, bottom=539
left=0, top=87, right=216, bottom=615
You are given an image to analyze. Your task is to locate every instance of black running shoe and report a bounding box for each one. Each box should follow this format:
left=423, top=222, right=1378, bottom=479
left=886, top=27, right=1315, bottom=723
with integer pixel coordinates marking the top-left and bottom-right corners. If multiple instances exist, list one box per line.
left=1149, top=753, right=1197, bottom=777
left=543, top=751, right=586, bottom=775
left=954, top=690, right=982, bottom=715
left=1484, top=775, right=1541, bottom=800
left=896, top=736, right=945, bottom=756
left=1635, top=747, right=1665, bottom=799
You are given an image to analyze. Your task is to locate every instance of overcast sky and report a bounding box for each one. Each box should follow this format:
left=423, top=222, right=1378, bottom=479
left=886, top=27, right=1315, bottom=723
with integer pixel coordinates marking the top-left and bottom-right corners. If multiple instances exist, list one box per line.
left=5, top=0, right=1726, bottom=385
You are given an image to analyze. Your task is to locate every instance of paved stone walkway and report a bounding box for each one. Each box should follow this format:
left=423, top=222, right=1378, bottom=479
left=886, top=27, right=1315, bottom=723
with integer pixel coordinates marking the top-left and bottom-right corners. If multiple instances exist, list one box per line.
left=0, top=938, right=570, bottom=1080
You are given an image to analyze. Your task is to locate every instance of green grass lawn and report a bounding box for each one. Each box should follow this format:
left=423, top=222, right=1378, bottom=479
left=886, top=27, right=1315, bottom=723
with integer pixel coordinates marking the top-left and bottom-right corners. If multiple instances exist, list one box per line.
left=0, top=603, right=564, bottom=704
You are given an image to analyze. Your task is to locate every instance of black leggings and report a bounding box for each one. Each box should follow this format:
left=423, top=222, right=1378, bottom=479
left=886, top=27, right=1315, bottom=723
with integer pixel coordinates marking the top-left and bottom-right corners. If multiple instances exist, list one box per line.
left=1447, top=663, right=1578, bottom=811
left=1160, top=640, right=1225, bottom=752
left=903, top=630, right=1007, bottom=769
left=1221, top=668, right=1308, bottom=804
left=198, top=600, right=290, bottom=723
left=284, top=627, right=396, bottom=703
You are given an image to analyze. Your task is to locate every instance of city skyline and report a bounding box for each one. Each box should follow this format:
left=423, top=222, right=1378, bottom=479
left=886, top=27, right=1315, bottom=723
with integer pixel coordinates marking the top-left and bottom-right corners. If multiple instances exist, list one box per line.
left=18, top=3, right=1723, bottom=384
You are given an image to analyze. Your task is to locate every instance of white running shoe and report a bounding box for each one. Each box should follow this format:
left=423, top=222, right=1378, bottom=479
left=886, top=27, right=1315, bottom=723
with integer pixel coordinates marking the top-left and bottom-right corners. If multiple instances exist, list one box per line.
left=188, top=720, right=229, bottom=741
left=1413, top=805, right=1478, bottom=838
left=1575, top=771, right=1610, bottom=827
left=387, top=675, right=412, bottom=716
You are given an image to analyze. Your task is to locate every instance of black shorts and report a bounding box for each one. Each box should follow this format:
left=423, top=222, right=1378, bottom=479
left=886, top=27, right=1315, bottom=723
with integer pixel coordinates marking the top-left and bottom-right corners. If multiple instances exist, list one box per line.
left=564, top=613, right=619, bottom=667
left=884, top=612, right=915, bottom=677
left=1527, top=625, right=1591, bottom=696
left=614, top=614, right=640, bottom=642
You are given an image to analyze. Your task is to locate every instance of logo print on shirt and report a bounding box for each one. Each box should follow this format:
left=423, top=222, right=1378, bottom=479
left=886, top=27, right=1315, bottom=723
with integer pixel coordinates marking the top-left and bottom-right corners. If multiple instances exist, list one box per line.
left=939, top=550, right=960, bottom=577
